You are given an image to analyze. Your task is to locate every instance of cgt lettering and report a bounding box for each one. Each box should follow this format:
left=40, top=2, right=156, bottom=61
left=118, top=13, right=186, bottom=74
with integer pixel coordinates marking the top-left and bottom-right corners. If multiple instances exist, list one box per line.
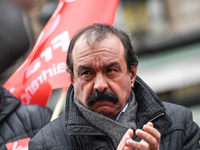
left=26, top=31, right=70, bottom=78
left=21, top=62, right=66, bottom=104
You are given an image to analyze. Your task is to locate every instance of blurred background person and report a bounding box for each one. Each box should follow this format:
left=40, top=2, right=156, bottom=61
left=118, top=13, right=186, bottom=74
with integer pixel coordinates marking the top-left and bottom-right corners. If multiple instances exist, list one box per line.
left=0, top=86, right=52, bottom=150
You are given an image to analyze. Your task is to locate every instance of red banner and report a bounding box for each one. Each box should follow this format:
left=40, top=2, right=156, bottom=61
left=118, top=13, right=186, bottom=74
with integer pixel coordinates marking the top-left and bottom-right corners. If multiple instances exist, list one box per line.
left=5, top=138, right=30, bottom=150
left=4, top=0, right=119, bottom=106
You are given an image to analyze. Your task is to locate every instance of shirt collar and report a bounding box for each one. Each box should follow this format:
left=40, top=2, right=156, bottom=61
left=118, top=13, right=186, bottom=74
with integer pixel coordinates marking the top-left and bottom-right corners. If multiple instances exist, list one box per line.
left=115, top=103, right=128, bottom=121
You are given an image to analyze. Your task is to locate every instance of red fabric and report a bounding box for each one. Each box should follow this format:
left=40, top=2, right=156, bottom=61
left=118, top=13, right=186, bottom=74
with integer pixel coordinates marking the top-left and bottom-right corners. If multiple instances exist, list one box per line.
left=5, top=138, right=30, bottom=150
left=4, top=0, right=119, bottom=106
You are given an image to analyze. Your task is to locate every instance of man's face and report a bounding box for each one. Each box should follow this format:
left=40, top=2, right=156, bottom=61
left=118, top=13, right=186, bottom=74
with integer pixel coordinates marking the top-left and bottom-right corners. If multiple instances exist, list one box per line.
left=72, top=33, right=137, bottom=120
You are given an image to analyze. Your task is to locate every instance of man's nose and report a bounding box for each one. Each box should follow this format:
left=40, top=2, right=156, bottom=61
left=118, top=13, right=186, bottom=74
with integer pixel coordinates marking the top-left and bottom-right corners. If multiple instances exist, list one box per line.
left=94, top=73, right=108, bottom=92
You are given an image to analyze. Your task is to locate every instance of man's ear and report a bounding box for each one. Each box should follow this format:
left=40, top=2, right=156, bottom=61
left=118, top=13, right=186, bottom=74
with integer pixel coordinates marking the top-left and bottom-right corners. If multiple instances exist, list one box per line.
left=130, top=66, right=137, bottom=88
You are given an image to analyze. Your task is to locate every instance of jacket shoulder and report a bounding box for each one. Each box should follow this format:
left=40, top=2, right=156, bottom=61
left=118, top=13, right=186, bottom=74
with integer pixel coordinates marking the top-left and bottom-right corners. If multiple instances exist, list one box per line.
left=29, top=114, right=68, bottom=149
left=0, top=104, right=52, bottom=149
left=15, top=105, right=52, bottom=133
left=163, top=102, right=193, bottom=124
left=18, top=104, right=52, bottom=121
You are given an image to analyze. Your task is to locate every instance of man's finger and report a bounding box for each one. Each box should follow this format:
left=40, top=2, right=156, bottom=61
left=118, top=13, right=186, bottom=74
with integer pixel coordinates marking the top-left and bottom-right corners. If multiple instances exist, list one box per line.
left=117, top=129, right=134, bottom=150
left=143, top=122, right=161, bottom=142
left=135, top=129, right=160, bottom=150
left=126, top=139, right=149, bottom=150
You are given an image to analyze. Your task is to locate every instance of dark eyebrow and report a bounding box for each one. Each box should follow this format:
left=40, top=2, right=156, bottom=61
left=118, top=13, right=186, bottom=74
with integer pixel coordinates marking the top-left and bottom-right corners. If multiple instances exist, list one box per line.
left=103, top=62, right=121, bottom=69
left=77, top=65, right=93, bottom=73
left=77, top=62, right=121, bottom=74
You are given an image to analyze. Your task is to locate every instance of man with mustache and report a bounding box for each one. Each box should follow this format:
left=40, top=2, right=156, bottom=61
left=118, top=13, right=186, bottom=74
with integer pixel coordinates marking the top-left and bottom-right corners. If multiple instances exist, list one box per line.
left=29, top=23, right=200, bottom=150
left=87, top=90, right=118, bottom=107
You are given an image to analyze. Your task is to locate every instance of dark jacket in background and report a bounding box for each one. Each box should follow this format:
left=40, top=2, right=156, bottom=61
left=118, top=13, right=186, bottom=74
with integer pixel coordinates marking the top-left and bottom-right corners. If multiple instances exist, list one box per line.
left=29, top=76, right=200, bottom=150
left=0, top=86, right=52, bottom=150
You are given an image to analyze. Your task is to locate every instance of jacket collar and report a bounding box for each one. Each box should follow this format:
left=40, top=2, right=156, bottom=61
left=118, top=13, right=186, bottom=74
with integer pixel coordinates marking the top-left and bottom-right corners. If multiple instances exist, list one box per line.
left=0, top=86, right=20, bottom=122
left=134, top=76, right=172, bottom=135
left=65, top=76, right=172, bottom=136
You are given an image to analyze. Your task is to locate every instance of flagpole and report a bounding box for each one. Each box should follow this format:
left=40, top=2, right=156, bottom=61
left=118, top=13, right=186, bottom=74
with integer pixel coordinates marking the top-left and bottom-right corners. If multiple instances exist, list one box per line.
left=50, top=87, right=68, bottom=121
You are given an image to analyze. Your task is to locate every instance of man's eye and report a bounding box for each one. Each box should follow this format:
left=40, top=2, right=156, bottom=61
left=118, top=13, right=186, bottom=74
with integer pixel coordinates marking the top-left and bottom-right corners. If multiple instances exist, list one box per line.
left=106, top=68, right=116, bottom=73
left=81, top=71, right=91, bottom=76
left=81, top=71, right=93, bottom=80
left=105, top=68, right=119, bottom=78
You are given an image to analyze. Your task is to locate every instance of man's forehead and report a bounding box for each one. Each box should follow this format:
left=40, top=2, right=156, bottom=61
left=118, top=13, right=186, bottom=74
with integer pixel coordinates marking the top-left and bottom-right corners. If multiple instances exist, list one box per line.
left=71, top=32, right=125, bottom=65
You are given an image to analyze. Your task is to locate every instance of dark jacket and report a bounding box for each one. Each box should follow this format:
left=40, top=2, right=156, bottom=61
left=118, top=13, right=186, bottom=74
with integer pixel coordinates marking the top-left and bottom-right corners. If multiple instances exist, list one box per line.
left=0, top=86, right=52, bottom=150
left=29, top=76, right=200, bottom=150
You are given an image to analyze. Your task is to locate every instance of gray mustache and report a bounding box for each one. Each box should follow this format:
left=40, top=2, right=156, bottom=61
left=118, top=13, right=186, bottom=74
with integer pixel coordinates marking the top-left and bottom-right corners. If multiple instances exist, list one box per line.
left=87, top=91, right=118, bottom=106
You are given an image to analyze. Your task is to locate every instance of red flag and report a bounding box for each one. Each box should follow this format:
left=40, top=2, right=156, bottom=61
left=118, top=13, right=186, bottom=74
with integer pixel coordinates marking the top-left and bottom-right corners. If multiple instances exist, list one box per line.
left=5, top=138, right=30, bottom=150
left=4, top=0, right=119, bottom=106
